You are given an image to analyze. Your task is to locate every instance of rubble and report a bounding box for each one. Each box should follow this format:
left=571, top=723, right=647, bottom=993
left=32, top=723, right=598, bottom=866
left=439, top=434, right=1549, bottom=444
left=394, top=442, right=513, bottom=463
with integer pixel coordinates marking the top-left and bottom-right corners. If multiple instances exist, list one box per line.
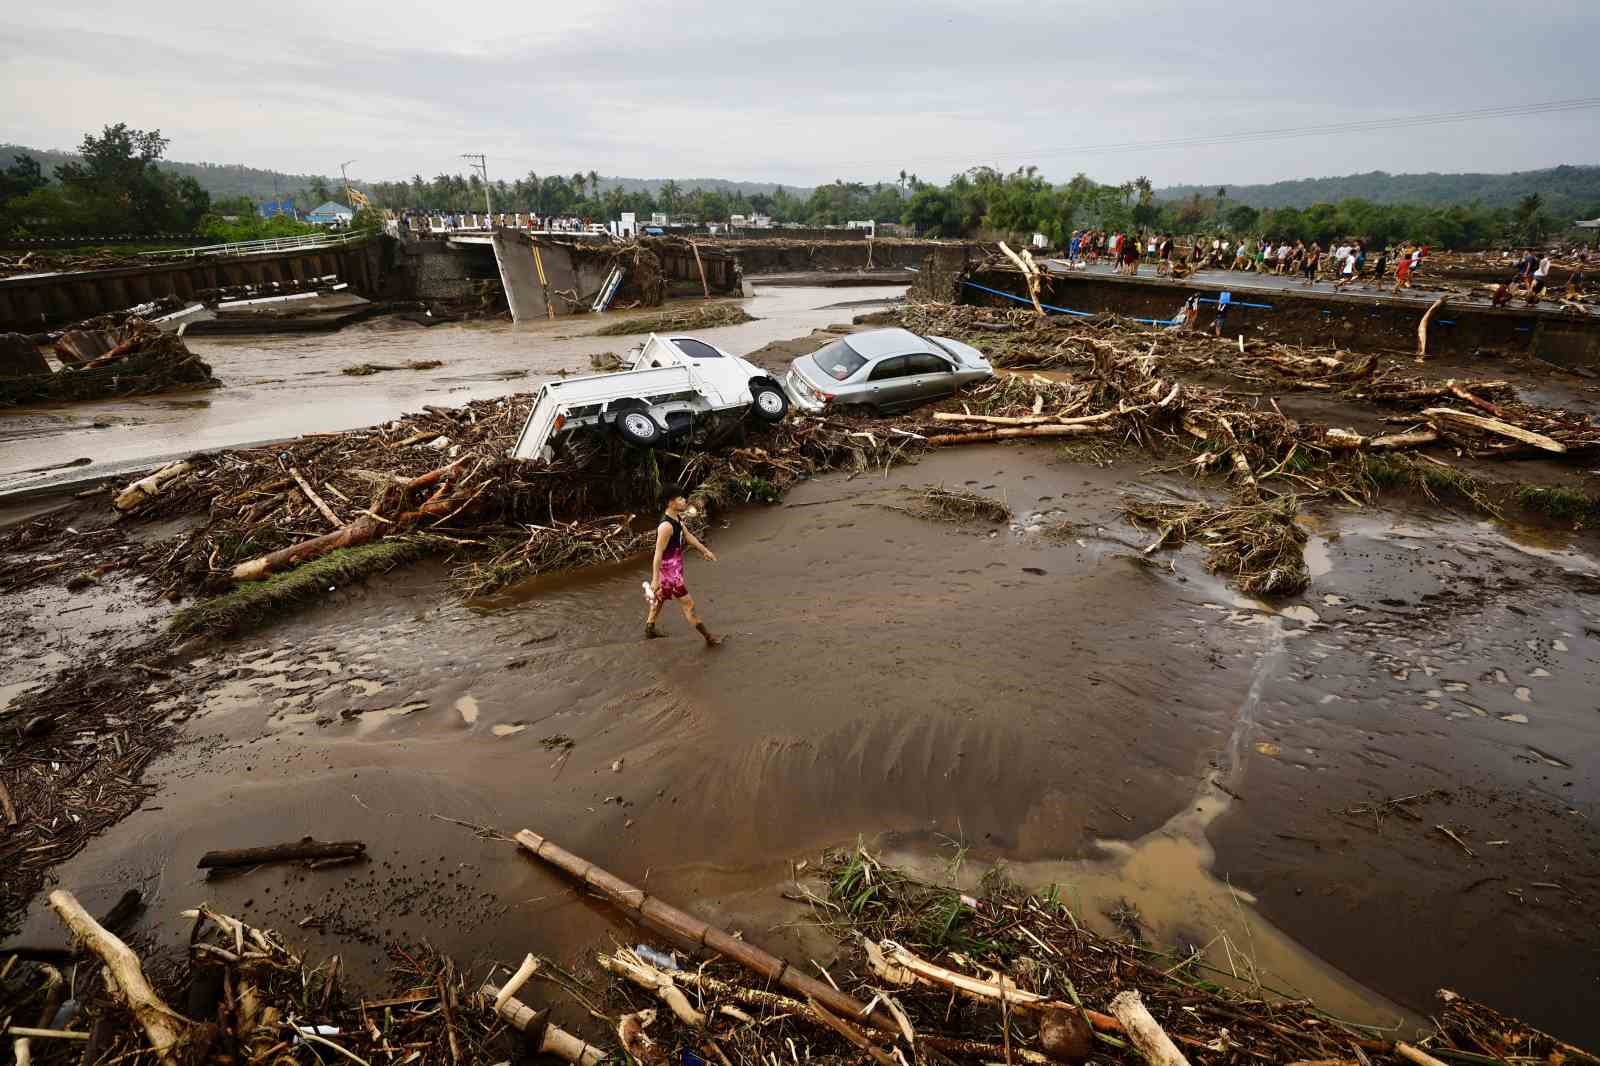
left=0, top=318, right=216, bottom=405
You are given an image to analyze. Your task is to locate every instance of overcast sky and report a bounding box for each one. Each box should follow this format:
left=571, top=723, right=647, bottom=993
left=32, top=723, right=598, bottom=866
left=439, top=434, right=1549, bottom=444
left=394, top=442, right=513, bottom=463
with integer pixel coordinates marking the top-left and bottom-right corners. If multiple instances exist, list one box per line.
left=5, top=0, right=1598, bottom=189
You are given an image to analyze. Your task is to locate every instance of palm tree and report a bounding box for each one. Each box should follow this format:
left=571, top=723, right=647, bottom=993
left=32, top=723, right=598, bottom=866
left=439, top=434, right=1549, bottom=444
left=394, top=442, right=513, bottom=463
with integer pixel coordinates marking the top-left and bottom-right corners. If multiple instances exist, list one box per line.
left=587, top=170, right=600, bottom=200
left=571, top=173, right=586, bottom=201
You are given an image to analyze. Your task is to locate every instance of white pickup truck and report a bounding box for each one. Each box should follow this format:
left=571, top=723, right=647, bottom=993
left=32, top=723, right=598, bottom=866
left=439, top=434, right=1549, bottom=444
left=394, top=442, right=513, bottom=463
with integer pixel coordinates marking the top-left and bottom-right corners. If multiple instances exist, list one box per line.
left=509, top=333, right=789, bottom=463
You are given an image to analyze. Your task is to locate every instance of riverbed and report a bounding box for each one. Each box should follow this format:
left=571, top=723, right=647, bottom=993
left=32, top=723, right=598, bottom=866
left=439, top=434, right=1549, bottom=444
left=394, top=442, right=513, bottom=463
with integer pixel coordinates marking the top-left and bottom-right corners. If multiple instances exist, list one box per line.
left=6, top=438, right=1596, bottom=1044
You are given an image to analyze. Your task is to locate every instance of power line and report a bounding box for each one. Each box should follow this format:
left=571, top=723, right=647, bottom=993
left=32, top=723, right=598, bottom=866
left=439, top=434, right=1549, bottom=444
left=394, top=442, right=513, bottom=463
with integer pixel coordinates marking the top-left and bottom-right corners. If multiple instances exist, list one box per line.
left=838, top=96, right=1600, bottom=174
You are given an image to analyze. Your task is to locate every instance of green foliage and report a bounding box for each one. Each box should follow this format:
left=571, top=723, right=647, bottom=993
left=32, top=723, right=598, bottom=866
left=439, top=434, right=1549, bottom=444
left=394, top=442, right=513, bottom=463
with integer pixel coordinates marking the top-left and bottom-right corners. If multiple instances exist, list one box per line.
left=1515, top=484, right=1595, bottom=520
left=2, top=124, right=210, bottom=236
left=169, top=537, right=432, bottom=636
left=199, top=211, right=319, bottom=243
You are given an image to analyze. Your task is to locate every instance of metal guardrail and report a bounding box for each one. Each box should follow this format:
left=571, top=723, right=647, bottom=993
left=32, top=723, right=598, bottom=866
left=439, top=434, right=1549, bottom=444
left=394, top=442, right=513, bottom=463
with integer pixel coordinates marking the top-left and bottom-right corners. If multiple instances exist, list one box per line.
left=140, top=230, right=370, bottom=260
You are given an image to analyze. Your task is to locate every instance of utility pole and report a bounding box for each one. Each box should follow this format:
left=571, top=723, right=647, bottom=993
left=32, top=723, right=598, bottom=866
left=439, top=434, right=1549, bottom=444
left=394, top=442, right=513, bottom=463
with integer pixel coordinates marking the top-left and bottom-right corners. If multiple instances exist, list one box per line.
left=340, top=160, right=358, bottom=207
left=461, top=153, right=492, bottom=220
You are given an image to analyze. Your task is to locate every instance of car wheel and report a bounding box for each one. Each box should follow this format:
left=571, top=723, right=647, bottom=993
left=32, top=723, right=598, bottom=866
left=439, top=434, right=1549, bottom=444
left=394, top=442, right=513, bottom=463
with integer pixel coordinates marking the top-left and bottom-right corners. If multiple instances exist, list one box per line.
left=612, top=402, right=661, bottom=447
left=750, top=382, right=789, bottom=422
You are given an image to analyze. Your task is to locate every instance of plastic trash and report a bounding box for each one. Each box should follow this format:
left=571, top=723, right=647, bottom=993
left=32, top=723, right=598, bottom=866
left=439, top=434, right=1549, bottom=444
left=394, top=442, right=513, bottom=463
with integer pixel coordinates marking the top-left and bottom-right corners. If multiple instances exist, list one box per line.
left=642, top=581, right=656, bottom=605
left=634, top=945, right=679, bottom=972
left=51, top=999, right=80, bottom=1029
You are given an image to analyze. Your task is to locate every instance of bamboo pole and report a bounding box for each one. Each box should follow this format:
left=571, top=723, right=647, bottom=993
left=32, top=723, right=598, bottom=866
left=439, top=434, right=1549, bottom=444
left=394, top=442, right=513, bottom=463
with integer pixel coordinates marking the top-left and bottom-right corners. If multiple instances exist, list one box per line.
left=690, top=241, right=710, bottom=299
left=479, top=981, right=604, bottom=1065
left=514, top=829, right=899, bottom=1032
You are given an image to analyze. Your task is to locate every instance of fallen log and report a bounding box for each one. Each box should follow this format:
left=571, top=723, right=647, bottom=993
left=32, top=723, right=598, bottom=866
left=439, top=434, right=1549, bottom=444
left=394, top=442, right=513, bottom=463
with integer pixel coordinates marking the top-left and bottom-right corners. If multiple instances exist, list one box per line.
left=1323, top=428, right=1440, bottom=451
left=113, top=461, right=193, bottom=512
left=230, top=457, right=466, bottom=581
left=932, top=409, right=1119, bottom=428
left=1422, top=407, right=1566, bottom=454
left=197, top=837, right=365, bottom=870
left=480, top=980, right=605, bottom=1065
left=514, top=828, right=900, bottom=1032
left=1109, top=990, right=1191, bottom=1066
left=47, top=890, right=210, bottom=1066
left=927, top=424, right=1114, bottom=447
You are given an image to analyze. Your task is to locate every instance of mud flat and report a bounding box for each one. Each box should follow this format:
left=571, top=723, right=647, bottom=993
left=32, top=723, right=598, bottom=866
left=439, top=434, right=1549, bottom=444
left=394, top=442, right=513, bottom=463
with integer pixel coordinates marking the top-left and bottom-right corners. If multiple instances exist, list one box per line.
left=3, top=301, right=1599, bottom=1057
left=5, top=440, right=1598, bottom=1045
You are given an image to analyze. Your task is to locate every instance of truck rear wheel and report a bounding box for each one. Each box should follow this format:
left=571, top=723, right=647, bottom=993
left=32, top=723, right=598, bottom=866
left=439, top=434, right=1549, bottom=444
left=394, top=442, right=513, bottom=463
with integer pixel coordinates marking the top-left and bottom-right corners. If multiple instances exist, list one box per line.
left=612, top=402, right=662, bottom=447
left=751, top=381, right=789, bottom=423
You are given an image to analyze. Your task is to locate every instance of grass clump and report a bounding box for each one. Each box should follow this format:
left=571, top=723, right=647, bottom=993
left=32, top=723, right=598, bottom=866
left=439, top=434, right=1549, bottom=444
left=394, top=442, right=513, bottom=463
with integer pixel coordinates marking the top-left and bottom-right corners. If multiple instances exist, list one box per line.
left=1358, top=454, right=1496, bottom=514
left=1127, top=495, right=1309, bottom=596
left=341, top=360, right=444, bottom=376
left=592, top=302, right=754, bottom=336
left=1516, top=484, right=1595, bottom=521
left=893, top=485, right=1011, bottom=524
left=170, top=537, right=433, bottom=635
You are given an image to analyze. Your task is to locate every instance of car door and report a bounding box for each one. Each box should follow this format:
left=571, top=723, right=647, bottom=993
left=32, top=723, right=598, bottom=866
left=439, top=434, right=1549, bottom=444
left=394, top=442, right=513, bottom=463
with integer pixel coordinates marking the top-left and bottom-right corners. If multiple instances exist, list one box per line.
left=902, top=352, right=959, bottom=403
left=864, top=356, right=915, bottom=409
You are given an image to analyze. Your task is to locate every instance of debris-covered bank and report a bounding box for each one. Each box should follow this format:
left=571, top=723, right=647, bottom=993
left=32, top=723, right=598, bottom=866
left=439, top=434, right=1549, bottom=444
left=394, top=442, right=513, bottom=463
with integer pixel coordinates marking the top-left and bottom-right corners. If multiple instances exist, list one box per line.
left=3, top=298, right=1600, bottom=1059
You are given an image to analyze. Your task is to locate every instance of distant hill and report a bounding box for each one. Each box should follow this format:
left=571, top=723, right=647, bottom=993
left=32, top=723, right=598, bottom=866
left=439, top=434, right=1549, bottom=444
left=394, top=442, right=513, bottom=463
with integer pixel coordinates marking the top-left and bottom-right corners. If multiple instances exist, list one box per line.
left=1157, top=165, right=1600, bottom=217
left=2, top=144, right=335, bottom=202
left=2, top=145, right=814, bottom=203
left=598, top=176, right=815, bottom=199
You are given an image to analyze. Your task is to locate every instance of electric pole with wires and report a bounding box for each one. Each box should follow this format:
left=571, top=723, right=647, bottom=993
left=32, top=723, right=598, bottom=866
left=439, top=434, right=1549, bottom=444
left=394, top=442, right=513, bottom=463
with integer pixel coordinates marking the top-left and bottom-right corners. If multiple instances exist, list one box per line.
left=461, top=153, right=493, bottom=220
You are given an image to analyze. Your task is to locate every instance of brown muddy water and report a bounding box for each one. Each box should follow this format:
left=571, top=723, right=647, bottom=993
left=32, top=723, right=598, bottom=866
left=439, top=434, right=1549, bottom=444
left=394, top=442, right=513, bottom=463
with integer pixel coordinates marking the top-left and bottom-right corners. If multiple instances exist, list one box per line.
left=5, top=446, right=1599, bottom=1045
left=0, top=284, right=906, bottom=489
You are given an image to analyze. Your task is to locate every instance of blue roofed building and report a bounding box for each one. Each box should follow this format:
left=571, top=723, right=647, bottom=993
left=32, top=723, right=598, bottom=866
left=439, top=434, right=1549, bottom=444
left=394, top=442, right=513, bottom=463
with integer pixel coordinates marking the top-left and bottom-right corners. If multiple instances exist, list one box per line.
left=306, top=201, right=356, bottom=226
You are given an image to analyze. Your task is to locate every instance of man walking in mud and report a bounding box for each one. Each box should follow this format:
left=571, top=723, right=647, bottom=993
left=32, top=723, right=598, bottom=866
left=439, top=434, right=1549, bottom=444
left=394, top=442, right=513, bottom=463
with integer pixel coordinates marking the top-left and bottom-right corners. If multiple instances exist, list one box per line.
left=645, top=485, right=723, bottom=646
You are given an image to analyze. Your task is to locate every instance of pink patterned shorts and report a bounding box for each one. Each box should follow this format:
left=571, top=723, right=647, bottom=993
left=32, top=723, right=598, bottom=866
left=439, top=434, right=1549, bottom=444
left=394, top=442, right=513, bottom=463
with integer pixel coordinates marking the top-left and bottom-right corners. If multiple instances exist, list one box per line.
left=656, top=554, right=688, bottom=601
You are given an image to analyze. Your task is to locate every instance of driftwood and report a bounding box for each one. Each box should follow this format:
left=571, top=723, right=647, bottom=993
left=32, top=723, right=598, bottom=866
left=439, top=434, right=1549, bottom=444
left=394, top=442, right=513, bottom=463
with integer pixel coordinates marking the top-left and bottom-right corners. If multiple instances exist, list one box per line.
left=999, top=242, right=1044, bottom=315
left=196, top=838, right=365, bottom=870
left=113, top=461, right=192, bottom=512
left=931, top=410, right=1119, bottom=428
left=927, top=424, right=1113, bottom=446
left=598, top=949, right=706, bottom=1027
left=870, top=940, right=1120, bottom=1033
left=1422, top=407, right=1567, bottom=454
left=480, top=980, right=605, bottom=1065
left=1109, top=990, right=1191, bottom=1066
left=47, top=890, right=210, bottom=1066
left=1323, top=427, right=1440, bottom=451
left=1416, top=296, right=1449, bottom=360
left=514, top=828, right=899, bottom=1032
left=230, top=457, right=466, bottom=581
left=805, top=998, right=897, bottom=1066
left=1396, top=1043, right=1450, bottom=1066
left=290, top=466, right=342, bottom=529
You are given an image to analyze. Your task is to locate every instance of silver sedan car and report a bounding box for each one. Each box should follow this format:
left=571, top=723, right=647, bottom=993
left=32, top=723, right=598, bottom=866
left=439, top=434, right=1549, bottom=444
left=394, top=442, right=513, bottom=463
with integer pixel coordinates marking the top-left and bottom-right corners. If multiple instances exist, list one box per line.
left=782, top=328, right=993, bottom=414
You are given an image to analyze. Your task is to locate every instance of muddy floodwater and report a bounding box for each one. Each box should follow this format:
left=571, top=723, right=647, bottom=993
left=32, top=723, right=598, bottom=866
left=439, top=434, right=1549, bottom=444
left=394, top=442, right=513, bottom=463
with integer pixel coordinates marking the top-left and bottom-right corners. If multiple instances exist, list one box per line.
left=0, top=284, right=907, bottom=489
left=7, top=442, right=1598, bottom=1043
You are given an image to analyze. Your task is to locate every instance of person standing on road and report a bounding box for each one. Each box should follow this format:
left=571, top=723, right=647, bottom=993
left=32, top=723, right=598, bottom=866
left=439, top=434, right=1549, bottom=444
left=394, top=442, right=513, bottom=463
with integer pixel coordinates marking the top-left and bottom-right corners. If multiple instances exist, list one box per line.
left=645, top=485, right=723, bottom=646
left=1532, top=253, right=1552, bottom=297
left=1302, top=241, right=1320, bottom=286
left=1335, top=242, right=1360, bottom=290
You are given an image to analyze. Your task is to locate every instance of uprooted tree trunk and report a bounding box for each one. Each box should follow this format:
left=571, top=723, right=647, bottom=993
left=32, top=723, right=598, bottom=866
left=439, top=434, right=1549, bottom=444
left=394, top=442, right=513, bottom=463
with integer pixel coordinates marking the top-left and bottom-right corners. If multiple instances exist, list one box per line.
left=230, top=457, right=469, bottom=582
left=48, top=890, right=213, bottom=1066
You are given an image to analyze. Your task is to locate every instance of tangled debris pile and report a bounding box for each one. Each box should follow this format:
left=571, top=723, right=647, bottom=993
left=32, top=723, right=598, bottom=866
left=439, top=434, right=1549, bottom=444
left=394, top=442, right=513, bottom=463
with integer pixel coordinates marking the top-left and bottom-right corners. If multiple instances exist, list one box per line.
left=5, top=834, right=1596, bottom=1066
left=0, top=319, right=215, bottom=405
left=592, top=301, right=755, bottom=337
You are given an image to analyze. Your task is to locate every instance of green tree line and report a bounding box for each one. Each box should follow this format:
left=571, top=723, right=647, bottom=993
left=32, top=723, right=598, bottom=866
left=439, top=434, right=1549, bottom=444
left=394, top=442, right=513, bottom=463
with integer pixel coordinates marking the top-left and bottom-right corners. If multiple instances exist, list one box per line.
left=898, top=166, right=1596, bottom=248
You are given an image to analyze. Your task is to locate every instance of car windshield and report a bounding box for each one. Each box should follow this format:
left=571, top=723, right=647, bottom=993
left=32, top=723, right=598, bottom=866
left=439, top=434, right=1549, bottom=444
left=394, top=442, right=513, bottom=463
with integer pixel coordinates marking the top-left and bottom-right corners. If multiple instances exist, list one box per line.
left=672, top=338, right=722, bottom=359
left=813, top=339, right=866, bottom=381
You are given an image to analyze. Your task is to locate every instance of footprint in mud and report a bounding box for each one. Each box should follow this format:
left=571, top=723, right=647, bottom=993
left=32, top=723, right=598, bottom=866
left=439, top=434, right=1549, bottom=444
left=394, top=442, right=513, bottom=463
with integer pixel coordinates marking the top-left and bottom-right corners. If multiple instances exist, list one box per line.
left=1021, top=567, right=1047, bottom=576
left=491, top=723, right=526, bottom=737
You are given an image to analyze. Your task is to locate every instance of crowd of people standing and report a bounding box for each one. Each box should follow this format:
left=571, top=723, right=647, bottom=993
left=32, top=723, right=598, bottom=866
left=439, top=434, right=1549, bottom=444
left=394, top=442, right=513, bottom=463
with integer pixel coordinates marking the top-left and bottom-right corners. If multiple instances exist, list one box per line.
left=1062, top=229, right=1433, bottom=293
